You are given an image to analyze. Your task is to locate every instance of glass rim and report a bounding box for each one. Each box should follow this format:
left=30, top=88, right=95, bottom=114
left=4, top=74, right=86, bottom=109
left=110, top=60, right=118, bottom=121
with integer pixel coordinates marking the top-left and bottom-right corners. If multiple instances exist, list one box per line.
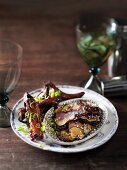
left=76, top=17, right=117, bottom=33
left=0, top=39, right=23, bottom=66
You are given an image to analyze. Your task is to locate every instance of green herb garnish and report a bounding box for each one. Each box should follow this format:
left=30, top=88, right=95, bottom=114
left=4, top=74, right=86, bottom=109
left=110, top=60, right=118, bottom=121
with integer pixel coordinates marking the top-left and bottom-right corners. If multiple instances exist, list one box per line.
left=41, top=122, right=46, bottom=132
left=17, top=125, right=30, bottom=136
left=54, top=90, right=61, bottom=97
left=25, top=112, right=38, bottom=121
left=34, top=96, right=43, bottom=102
left=39, top=143, right=44, bottom=149
left=49, top=88, right=61, bottom=98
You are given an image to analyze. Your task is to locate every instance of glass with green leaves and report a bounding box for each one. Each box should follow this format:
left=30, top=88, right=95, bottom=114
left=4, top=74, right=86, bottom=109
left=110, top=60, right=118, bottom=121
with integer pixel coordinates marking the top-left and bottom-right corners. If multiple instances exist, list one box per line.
left=76, top=17, right=119, bottom=95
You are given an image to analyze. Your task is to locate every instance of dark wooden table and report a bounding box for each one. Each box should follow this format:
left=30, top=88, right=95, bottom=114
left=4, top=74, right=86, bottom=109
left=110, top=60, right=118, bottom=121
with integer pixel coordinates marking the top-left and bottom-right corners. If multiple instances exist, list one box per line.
left=0, top=1, right=127, bottom=170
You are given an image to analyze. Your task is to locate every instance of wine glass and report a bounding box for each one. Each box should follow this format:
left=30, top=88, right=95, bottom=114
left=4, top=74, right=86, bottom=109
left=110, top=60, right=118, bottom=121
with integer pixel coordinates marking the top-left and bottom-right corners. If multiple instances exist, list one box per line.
left=76, top=17, right=119, bottom=95
left=0, top=40, right=23, bottom=127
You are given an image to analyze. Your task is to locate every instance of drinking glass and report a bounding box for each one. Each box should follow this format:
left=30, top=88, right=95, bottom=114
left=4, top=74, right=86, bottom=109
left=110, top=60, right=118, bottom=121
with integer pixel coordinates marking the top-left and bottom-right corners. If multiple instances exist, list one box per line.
left=0, top=40, right=23, bottom=127
left=76, top=17, right=119, bottom=95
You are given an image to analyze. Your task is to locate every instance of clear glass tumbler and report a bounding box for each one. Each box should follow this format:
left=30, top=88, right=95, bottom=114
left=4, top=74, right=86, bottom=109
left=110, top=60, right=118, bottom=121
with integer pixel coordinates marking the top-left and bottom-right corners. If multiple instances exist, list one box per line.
left=0, top=40, right=23, bottom=127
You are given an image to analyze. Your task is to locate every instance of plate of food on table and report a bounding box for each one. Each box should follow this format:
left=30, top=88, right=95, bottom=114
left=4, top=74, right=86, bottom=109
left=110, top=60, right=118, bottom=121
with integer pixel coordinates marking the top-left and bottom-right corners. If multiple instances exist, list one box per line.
left=11, top=82, right=118, bottom=153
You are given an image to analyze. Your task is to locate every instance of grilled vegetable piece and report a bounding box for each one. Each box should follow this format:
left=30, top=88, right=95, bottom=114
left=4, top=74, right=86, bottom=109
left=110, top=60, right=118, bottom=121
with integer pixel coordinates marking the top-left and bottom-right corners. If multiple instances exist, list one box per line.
left=54, top=102, right=83, bottom=126
left=58, top=130, right=74, bottom=142
left=40, top=81, right=85, bottom=100
left=83, top=123, right=93, bottom=135
left=79, top=114, right=100, bottom=122
left=18, top=108, right=27, bottom=122
left=24, top=92, right=37, bottom=113
left=55, top=111, right=75, bottom=126
left=58, top=121, right=85, bottom=142
left=29, top=119, right=43, bottom=141
left=38, top=96, right=61, bottom=108
left=69, top=121, right=85, bottom=139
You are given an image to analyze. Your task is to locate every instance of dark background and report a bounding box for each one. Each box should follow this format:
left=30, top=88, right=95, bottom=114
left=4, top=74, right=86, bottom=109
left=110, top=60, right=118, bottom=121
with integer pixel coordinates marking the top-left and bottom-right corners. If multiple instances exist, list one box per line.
left=0, top=0, right=127, bottom=20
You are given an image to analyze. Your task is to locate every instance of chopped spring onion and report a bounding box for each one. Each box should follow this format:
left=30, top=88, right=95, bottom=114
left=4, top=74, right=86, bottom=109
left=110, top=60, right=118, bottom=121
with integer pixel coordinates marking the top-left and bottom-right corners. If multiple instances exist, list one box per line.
left=34, top=96, right=43, bottom=102
left=41, top=122, right=46, bottom=132
left=17, top=125, right=30, bottom=135
left=25, top=112, right=38, bottom=121
left=49, top=88, right=61, bottom=97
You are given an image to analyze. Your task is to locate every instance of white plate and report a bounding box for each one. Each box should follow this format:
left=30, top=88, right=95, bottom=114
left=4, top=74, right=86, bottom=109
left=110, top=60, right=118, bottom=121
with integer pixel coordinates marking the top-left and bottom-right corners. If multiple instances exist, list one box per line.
left=11, top=85, right=118, bottom=153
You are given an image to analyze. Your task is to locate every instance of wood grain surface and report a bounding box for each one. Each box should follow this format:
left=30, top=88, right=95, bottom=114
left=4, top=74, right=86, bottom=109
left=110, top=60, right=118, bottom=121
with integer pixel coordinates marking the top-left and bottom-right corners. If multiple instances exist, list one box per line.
left=0, top=1, right=127, bottom=170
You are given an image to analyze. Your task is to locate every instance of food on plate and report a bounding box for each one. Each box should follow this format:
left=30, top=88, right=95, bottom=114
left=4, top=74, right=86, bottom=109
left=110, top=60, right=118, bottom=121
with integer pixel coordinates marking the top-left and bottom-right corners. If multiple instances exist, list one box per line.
left=48, top=99, right=104, bottom=142
left=17, top=82, right=85, bottom=141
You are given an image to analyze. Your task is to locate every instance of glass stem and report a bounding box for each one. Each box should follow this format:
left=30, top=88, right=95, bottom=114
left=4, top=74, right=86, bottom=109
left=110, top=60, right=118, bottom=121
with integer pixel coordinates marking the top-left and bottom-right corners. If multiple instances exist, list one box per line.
left=85, top=67, right=104, bottom=95
left=0, top=94, right=10, bottom=127
left=0, top=94, right=9, bottom=106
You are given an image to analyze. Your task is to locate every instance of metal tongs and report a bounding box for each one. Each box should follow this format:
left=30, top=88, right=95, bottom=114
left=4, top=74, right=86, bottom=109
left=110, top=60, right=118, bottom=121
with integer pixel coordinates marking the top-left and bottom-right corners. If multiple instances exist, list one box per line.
left=104, top=75, right=127, bottom=97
